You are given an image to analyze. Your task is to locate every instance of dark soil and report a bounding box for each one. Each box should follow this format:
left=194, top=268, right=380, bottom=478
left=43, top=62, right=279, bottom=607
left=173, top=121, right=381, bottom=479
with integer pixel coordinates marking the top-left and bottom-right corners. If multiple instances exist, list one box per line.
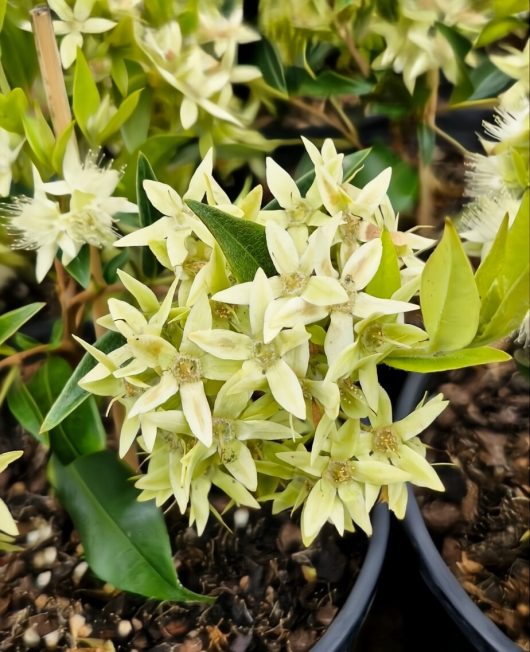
left=0, top=420, right=366, bottom=652
left=416, top=360, right=530, bottom=650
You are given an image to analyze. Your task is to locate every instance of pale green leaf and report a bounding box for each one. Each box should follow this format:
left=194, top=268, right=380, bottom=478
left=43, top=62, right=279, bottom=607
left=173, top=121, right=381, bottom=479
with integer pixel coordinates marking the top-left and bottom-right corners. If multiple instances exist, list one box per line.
left=386, top=346, right=511, bottom=372
left=73, top=49, right=100, bottom=140
left=420, top=219, right=480, bottom=351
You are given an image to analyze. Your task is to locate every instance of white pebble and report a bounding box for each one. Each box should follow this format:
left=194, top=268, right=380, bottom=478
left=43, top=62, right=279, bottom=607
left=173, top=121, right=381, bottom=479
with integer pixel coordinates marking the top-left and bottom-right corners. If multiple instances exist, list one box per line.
left=44, top=629, right=60, bottom=648
left=26, top=524, right=52, bottom=546
left=36, top=570, right=52, bottom=589
left=117, top=619, right=133, bottom=638
left=22, top=627, right=40, bottom=648
left=72, top=561, right=88, bottom=585
left=233, top=508, right=249, bottom=529
left=33, top=546, right=57, bottom=569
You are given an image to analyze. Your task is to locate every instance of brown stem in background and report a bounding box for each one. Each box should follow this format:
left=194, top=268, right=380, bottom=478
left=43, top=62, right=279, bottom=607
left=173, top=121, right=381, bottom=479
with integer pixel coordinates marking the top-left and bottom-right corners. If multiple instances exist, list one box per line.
left=337, top=23, right=370, bottom=78
left=417, top=69, right=439, bottom=227
left=31, top=6, right=74, bottom=140
left=289, top=97, right=361, bottom=148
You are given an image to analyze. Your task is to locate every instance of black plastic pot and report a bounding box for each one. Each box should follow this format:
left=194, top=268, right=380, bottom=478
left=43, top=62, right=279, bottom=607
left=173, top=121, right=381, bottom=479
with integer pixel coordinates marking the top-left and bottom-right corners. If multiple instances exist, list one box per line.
left=396, top=373, right=520, bottom=652
left=311, top=501, right=390, bottom=652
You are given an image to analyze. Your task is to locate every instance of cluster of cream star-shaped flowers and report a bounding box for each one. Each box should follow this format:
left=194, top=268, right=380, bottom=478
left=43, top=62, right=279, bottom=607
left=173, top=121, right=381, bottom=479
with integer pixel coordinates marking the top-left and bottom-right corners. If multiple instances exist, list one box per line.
left=78, top=138, right=447, bottom=545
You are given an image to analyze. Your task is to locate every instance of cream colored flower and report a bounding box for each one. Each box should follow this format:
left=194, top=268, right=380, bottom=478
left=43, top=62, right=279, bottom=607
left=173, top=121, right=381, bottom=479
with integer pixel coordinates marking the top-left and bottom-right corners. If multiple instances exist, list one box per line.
left=0, top=451, right=23, bottom=536
left=0, top=129, right=24, bottom=197
left=50, top=0, right=116, bottom=68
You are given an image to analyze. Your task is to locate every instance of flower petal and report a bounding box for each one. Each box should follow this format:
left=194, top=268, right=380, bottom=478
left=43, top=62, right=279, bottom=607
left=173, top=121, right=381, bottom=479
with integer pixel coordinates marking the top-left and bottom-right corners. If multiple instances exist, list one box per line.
left=341, top=238, right=383, bottom=289
left=302, top=276, right=348, bottom=306
left=266, top=359, right=305, bottom=420
left=180, top=381, right=213, bottom=446
left=301, top=479, right=336, bottom=545
left=129, top=373, right=178, bottom=417
left=393, top=394, right=448, bottom=441
left=187, top=330, right=251, bottom=360
left=266, top=157, right=301, bottom=209
left=265, top=221, right=299, bottom=275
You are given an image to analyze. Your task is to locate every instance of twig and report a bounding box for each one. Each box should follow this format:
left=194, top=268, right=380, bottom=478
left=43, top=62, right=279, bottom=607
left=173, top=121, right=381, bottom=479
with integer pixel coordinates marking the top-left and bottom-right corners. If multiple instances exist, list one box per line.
left=431, top=123, right=471, bottom=158
left=337, top=23, right=370, bottom=78
left=289, top=97, right=360, bottom=147
left=31, top=5, right=73, bottom=138
left=0, top=342, right=69, bottom=371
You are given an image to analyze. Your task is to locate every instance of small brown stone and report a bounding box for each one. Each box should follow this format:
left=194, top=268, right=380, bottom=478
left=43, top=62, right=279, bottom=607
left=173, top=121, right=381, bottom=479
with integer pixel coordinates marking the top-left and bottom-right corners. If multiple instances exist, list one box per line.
left=421, top=500, right=461, bottom=532
left=315, top=603, right=338, bottom=627
left=288, top=628, right=317, bottom=652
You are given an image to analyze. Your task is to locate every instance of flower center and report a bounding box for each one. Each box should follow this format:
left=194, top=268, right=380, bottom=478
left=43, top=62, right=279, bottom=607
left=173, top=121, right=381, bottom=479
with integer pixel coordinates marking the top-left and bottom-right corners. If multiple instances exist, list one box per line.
left=287, top=199, right=312, bottom=224
left=252, top=341, right=278, bottom=369
left=327, top=460, right=355, bottom=484
left=361, top=323, right=385, bottom=352
left=341, top=213, right=361, bottom=243
left=373, top=427, right=399, bottom=454
left=173, top=355, right=201, bottom=383
left=281, top=271, right=308, bottom=296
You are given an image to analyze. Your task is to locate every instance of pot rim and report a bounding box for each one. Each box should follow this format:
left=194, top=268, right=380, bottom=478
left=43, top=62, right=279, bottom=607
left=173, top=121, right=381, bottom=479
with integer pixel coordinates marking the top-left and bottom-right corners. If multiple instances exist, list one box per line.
left=311, top=501, right=390, bottom=651
left=398, top=373, right=521, bottom=652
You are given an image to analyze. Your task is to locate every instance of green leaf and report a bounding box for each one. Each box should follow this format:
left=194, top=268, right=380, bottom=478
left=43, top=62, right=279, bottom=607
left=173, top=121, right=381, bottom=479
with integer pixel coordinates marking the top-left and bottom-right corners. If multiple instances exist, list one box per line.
left=103, top=250, right=129, bottom=284
left=264, top=148, right=371, bottom=210
left=255, top=38, right=287, bottom=94
left=465, top=60, right=512, bottom=102
left=73, top=49, right=100, bottom=140
left=0, top=87, right=27, bottom=133
left=0, top=302, right=45, bottom=346
left=0, top=0, right=6, bottom=30
left=41, top=331, right=125, bottom=433
left=98, top=89, right=142, bottom=144
left=121, top=88, right=151, bottom=153
left=475, top=213, right=508, bottom=299
left=365, top=230, right=400, bottom=298
left=186, top=200, right=276, bottom=282
left=111, top=57, right=129, bottom=97
left=49, top=450, right=210, bottom=602
left=9, top=357, right=105, bottom=462
left=22, top=107, right=55, bottom=173
left=385, top=346, right=511, bottom=372
left=286, top=69, right=374, bottom=98
left=52, top=121, right=76, bottom=174
left=352, top=144, right=418, bottom=213
left=417, top=123, right=435, bottom=166
left=475, top=17, right=526, bottom=47
left=64, top=245, right=91, bottom=288
left=420, top=219, right=480, bottom=351
left=504, top=191, right=529, bottom=288
left=474, top=265, right=530, bottom=346
left=136, top=153, right=163, bottom=278
left=7, top=378, right=46, bottom=443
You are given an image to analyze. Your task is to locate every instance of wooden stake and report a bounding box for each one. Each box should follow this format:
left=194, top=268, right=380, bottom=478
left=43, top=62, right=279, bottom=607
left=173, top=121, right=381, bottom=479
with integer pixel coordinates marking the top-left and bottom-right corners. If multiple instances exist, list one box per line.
left=31, top=4, right=72, bottom=137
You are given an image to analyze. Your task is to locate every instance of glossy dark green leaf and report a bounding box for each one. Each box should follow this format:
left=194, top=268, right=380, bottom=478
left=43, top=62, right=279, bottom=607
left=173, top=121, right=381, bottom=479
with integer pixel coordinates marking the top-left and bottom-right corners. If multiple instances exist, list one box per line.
left=49, top=450, right=210, bottom=602
left=7, top=378, right=46, bottom=444
left=255, top=38, right=287, bottom=94
left=137, top=152, right=163, bottom=278
left=385, top=346, right=511, bottom=372
left=186, top=200, right=276, bottom=282
left=465, top=61, right=512, bottom=102
left=352, top=144, right=418, bottom=213
left=41, top=331, right=125, bottom=433
left=0, top=302, right=45, bottom=346
left=103, top=250, right=130, bottom=284
left=64, top=245, right=91, bottom=289
left=286, top=69, right=374, bottom=98
left=9, top=357, right=105, bottom=463
left=264, top=148, right=371, bottom=210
